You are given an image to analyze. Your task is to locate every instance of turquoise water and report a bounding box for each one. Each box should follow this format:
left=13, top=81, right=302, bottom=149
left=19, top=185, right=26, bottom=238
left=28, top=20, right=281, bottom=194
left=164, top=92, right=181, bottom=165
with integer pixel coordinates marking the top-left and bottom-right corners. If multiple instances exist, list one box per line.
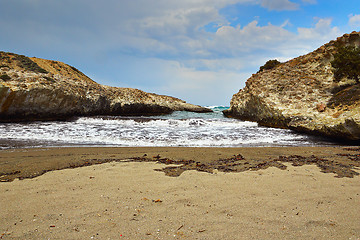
left=0, top=106, right=338, bottom=149
left=158, top=106, right=229, bottom=120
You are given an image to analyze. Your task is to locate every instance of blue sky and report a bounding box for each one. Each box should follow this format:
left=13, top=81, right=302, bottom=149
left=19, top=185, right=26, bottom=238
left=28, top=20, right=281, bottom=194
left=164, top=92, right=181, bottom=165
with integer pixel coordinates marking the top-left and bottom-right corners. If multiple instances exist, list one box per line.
left=0, top=0, right=359, bottom=106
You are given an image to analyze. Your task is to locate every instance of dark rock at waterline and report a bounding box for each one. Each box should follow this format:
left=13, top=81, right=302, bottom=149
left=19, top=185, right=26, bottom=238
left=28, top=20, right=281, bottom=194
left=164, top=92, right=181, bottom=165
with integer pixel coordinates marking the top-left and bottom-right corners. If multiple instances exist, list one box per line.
left=0, top=51, right=211, bottom=122
left=224, top=31, right=360, bottom=141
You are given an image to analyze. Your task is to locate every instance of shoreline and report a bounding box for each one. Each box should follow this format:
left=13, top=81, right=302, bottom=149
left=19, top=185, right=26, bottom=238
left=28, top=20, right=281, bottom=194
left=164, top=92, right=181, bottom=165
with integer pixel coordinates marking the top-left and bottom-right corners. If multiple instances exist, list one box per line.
left=1, top=146, right=359, bottom=182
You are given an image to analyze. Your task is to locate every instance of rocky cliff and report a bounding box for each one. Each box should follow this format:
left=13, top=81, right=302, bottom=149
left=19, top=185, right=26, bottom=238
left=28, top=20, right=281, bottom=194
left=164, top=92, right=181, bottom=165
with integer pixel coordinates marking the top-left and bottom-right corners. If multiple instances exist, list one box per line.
left=0, top=52, right=211, bottom=122
left=224, top=31, right=360, bottom=141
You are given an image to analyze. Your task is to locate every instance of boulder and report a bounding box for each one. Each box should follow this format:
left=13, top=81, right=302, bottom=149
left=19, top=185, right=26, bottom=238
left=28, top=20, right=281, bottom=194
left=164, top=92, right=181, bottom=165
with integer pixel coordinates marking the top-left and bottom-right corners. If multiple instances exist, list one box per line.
left=224, top=31, right=360, bottom=141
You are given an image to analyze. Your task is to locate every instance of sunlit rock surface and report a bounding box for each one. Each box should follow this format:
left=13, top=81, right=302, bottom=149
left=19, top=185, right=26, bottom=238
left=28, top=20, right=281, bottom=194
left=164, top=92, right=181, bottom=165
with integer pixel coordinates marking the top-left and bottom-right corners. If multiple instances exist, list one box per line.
left=224, top=31, right=360, bottom=141
left=0, top=52, right=211, bottom=122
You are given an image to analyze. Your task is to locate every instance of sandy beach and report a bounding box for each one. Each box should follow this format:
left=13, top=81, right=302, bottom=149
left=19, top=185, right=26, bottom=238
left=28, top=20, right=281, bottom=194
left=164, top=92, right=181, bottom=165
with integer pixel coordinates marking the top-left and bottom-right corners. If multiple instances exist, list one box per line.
left=1, top=146, right=360, bottom=239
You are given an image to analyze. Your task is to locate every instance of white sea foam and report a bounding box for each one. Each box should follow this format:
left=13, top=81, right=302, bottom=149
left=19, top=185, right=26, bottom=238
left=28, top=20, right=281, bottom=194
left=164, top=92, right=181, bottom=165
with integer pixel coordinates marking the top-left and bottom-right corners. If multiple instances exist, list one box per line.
left=0, top=112, right=335, bottom=149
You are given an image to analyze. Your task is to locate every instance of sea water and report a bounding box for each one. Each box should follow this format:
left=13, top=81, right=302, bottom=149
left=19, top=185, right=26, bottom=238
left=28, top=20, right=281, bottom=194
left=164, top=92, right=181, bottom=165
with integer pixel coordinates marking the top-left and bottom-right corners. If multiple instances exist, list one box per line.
left=0, top=106, right=337, bottom=149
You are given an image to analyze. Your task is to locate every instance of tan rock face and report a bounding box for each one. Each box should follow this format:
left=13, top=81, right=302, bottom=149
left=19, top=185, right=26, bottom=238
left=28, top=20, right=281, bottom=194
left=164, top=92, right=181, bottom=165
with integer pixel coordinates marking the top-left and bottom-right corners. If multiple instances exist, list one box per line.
left=0, top=52, right=211, bottom=122
left=224, top=31, right=360, bottom=141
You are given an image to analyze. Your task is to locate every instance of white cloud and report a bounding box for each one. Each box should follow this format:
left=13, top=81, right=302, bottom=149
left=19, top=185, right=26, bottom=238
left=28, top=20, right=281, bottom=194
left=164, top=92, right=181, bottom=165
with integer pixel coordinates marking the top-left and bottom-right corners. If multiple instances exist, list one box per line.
left=105, top=56, right=248, bottom=105
left=260, top=0, right=299, bottom=11
left=156, top=60, right=249, bottom=105
left=297, top=18, right=340, bottom=41
left=349, top=14, right=360, bottom=27
left=207, top=18, right=340, bottom=59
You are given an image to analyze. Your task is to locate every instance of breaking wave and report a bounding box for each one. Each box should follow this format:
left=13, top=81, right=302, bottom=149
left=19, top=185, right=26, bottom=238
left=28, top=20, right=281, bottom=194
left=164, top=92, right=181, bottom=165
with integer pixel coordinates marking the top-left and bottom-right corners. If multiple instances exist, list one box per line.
left=0, top=107, right=336, bottom=149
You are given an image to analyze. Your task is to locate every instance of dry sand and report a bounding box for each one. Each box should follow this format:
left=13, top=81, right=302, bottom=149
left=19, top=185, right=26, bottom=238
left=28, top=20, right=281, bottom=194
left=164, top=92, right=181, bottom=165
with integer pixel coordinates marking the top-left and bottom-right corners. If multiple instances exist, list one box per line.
left=0, top=147, right=360, bottom=239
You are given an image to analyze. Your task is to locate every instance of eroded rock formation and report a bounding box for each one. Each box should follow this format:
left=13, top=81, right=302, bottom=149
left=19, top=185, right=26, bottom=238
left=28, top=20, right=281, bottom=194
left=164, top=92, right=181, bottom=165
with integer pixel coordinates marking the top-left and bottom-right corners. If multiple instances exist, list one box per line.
left=0, top=52, right=211, bottom=122
left=224, top=31, right=360, bottom=141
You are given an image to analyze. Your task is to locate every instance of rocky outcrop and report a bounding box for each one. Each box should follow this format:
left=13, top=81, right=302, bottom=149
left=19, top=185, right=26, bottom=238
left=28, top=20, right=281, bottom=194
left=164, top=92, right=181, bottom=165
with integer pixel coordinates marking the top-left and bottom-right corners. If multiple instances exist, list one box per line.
left=0, top=52, right=211, bottom=122
left=224, top=31, right=360, bottom=141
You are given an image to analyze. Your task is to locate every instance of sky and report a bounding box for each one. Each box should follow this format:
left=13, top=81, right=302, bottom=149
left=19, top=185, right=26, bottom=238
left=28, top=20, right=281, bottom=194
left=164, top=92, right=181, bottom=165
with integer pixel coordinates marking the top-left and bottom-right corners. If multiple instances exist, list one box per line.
left=0, top=0, right=359, bottom=106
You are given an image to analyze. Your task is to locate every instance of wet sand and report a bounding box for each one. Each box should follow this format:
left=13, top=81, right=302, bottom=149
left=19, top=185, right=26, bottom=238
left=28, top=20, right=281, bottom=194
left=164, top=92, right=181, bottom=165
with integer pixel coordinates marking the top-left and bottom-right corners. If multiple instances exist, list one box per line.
left=0, top=146, right=360, bottom=239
